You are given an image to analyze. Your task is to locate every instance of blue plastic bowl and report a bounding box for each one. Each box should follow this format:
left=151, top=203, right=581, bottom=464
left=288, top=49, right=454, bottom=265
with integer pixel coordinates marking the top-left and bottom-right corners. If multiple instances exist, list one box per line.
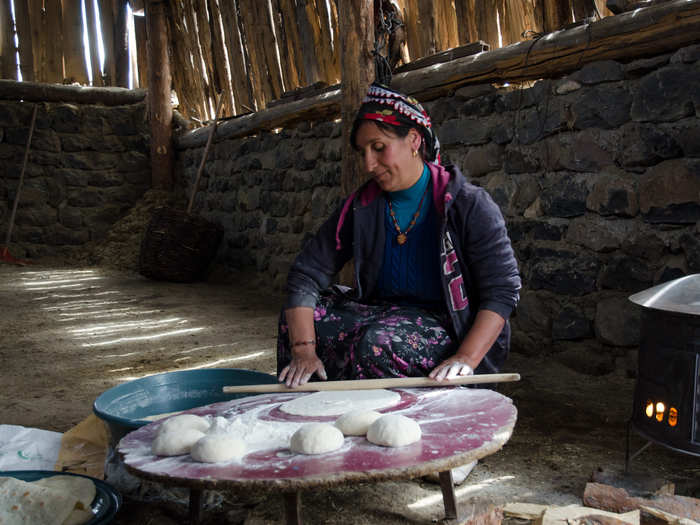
left=93, top=368, right=278, bottom=446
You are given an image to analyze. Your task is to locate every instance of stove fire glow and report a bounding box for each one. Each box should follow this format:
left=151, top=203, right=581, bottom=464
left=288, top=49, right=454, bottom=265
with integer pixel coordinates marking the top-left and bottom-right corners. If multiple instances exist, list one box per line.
left=644, top=400, right=678, bottom=427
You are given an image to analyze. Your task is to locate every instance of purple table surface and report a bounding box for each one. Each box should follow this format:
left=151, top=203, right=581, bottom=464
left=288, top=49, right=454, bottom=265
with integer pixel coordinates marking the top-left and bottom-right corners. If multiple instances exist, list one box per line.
left=119, top=387, right=517, bottom=491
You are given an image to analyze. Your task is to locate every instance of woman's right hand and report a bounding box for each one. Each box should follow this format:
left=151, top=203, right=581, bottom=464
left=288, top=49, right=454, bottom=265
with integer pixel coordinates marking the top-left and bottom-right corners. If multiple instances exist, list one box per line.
left=278, top=347, right=328, bottom=388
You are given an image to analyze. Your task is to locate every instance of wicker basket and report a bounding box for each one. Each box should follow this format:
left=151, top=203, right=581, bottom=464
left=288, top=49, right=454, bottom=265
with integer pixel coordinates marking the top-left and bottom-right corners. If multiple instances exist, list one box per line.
left=138, top=206, right=224, bottom=283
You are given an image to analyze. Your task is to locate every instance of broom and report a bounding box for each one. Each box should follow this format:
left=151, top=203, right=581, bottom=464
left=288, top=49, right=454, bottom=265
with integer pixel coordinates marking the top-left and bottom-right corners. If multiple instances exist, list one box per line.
left=1, top=104, right=38, bottom=265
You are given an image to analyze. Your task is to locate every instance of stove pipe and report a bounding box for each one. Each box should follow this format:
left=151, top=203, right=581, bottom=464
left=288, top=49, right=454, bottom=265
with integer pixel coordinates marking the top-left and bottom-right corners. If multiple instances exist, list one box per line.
left=628, top=274, right=700, bottom=457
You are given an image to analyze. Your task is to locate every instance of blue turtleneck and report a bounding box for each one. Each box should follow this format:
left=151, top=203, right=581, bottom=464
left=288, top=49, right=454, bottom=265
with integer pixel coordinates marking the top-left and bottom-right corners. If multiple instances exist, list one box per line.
left=375, top=164, right=443, bottom=305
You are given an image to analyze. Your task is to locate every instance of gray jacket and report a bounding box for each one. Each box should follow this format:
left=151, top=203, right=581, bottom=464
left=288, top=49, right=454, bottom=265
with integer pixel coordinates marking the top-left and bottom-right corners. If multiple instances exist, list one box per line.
left=285, top=162, right=521, bottom=373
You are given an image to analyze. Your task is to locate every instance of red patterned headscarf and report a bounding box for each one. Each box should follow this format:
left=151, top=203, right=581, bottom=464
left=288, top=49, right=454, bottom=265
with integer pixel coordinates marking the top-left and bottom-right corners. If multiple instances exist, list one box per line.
left=352, top=82, right=441, bottom=163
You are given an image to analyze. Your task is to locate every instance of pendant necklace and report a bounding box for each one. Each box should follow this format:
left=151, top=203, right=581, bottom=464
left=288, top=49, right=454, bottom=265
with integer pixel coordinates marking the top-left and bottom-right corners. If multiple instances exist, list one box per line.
left=387, top=182, right=430, bottom=246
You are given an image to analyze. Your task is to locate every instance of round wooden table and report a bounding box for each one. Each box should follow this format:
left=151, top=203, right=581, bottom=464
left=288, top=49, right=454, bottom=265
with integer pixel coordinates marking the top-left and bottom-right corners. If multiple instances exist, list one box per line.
left=119, top=387, right=517, bottom=524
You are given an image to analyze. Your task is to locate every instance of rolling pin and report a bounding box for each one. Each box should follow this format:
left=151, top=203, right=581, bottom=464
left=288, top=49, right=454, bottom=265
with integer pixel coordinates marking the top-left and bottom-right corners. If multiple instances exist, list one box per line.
left=222, top=373, right=520, bottom=393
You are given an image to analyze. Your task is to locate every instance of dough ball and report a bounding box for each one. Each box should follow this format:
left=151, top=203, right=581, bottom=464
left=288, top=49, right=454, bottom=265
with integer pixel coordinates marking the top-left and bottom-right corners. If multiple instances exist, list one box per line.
left=157, top=414, right=210, bottom=436
left=290, top=423, right=345, bottom=455
left=191, top=434, right=246, bottom=463
left=335, top=410, right=382, bottom=436
left=152, top=428, right=206, bottom=456
left=366, top=414, right=421, bottom=447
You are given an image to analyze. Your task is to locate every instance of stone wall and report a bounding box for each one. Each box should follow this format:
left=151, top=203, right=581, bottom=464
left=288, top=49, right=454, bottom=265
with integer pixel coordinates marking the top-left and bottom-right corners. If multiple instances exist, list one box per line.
left=179, top=44, right=700, bottom=366
left=0, top=100, right=151, bottom=258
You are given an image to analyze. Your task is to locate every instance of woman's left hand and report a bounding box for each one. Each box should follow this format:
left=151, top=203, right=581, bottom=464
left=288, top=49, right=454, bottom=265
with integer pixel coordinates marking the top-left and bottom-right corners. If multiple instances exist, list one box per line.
left=429, top=358, right=474, bottom=381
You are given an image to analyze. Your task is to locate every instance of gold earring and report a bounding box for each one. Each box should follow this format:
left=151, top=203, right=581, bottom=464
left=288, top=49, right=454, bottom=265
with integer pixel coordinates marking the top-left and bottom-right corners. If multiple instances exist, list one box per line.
left=412, top=150, right=418, bottom=157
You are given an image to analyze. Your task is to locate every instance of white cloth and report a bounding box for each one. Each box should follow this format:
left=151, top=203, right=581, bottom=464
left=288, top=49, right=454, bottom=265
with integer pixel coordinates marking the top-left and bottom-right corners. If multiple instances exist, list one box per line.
left=0, top=424, right=62, bottom=470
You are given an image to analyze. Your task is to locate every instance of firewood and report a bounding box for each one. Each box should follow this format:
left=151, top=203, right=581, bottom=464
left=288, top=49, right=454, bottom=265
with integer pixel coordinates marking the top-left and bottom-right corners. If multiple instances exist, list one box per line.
left=606, top=0, right=673, bottom=14
left=639, top=506, right=700, bottom=525
left=536, top=505, right=640, bottom=525
left=583, top=483, right=700, bottom=525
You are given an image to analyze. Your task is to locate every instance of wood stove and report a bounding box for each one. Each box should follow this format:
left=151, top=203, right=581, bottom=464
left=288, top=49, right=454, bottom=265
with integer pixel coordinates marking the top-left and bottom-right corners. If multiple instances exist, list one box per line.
left=627, top=274, right=700, bottom=468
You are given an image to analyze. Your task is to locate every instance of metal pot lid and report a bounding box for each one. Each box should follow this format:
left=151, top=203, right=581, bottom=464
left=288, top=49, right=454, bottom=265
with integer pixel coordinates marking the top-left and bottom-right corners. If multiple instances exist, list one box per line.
left=628, top=274, right=700, bottom=316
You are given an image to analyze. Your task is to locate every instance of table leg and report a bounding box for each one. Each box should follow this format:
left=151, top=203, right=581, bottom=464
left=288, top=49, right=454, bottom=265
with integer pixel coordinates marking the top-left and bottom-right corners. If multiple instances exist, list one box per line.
left=189, top=488, right=203, bottom=524
left=284, top=491, right=302, bottom=525
left=439, top=470, right=458, bottom=520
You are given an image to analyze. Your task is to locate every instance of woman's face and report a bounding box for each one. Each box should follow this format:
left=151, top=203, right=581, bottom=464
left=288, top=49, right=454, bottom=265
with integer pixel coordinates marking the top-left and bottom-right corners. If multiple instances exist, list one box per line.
left=354, top=121, right=423, bottom=192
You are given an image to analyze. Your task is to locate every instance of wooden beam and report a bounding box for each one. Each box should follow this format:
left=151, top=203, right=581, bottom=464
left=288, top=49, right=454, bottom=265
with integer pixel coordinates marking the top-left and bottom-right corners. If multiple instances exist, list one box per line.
left=0, top=79, right=147, bottom=103
left=85, top=0, right=103, bottom=85
left=178, top=0, right=209, bottom=118
left=404, top=0, right=422, bottom=61
left=13, top=0, right=33, bottom=81
left=62, top=0, right=87, bottom=84
left=99, top=0, right=115, bottom=85
left=0, top=0, right=16, bottom=79
left=339, top=0, right=373, bottom=196
left=543, top=0, right=573, bottom=32
left=112, top=0, right=129, bottom=87
left=394, top=41, right=489, bottom=73
left=194, top=0, right=216, bottom=107
left=219, top=0, right=253, bottom=113
left=238, top=0, right=274, bottom=108
left=145, top=0, right=173, bottom=189
left=473, top=0, right=502, bottom=49
left=207, top=0, right=234, bottom=114
left=45, top=1, right=63, bottom=82
left=271, top=0, right=301, bottom=91
left=133, top=13, right=148, bottom=88
left=295, top=0, right=321, bottom=84
left=176, top=0, right=700, bottom=148
left=28, top=0, right=45, bottom=82
left=454, top=0, right=477, bottom=45
left=502, top=0, right=539, bottom=46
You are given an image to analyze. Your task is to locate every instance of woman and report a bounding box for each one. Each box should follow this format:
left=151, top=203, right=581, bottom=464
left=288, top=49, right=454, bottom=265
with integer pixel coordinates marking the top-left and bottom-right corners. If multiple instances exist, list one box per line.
left=278, top=83, right=520, bottom=388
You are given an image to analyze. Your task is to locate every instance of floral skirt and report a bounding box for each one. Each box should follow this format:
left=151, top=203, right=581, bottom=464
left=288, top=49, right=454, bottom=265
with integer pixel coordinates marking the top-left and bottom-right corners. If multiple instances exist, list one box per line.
left=277, top=290, right=457, bottom=380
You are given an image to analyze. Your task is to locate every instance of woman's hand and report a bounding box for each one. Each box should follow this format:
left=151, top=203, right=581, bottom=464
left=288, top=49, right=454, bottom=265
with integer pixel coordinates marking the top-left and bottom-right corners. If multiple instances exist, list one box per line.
left=429, top=309, right=505, bottom=381
left=429, top=357, right=474, bottom=382
left=278, top=347, right=328, bottom=387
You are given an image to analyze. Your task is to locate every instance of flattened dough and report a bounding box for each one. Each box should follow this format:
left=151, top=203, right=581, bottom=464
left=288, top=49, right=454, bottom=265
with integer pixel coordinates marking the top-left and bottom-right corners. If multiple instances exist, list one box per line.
left=280, top=389, right=400, bottom=417
left=0, top=476, right=81, bottom=525
left=191, top=434, right=246, bottom=463
left=290, top=423, right=344, bottom=454
left=335, top=410, right=382, bottom=436
left=366, top=414, right=421, bottom=447
left=34, top=475, right=96, bottom=510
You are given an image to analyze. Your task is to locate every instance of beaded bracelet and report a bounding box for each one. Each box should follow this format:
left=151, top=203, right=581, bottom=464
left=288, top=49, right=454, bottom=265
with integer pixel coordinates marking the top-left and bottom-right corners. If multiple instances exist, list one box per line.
left=291, top=339, right=316, bottom=348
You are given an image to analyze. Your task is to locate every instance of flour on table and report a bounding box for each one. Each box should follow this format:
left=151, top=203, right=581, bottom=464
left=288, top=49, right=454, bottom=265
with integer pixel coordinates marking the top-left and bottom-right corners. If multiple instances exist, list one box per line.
left=191, top=434, right=246, bottom=463
left=279, top=389, right=400, bottom=417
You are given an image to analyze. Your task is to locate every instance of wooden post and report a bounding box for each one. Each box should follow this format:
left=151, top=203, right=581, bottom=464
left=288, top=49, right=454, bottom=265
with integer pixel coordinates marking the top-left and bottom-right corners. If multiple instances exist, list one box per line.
left=28, top=0, right=45, bottom=82
left=219, top=0, right=254, bottom=113
left=100, top=0, right=116, bottom=85
left=339, top=0, right=373, bottom=285
left=62, top=0, right=88, bottom=84
left=0, top=0, right=16, bottom=79
left=84, top=0, right=102, bottom=85
left=112, top=0, right=129, bottom=87
left=13, top=0, right=33, bottom=81
left=45, top=1, right=63, bottom=83
left=145, top=0, right=173, bottom=189
left=133, top=13, right=148, bottom=89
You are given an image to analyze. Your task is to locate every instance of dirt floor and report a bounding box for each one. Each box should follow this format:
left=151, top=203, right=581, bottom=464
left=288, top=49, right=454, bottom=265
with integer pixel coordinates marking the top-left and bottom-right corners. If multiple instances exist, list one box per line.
left=1, top=261, right=699, bottom=525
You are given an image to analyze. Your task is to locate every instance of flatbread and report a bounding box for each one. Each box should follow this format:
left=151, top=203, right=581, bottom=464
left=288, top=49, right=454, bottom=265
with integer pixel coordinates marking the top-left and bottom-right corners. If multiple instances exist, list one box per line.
left=0, top=476, right=79, bottom=525
left=34, top=475, right=96, bottom=510
left=0, top=476, right=95, bottom=525
left=279, top=389, right=401, bottom=416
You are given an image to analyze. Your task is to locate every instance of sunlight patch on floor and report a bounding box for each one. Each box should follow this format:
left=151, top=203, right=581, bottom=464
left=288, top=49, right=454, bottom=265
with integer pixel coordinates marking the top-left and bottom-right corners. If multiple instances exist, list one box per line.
left=406, top=475, right=515, bottom=509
